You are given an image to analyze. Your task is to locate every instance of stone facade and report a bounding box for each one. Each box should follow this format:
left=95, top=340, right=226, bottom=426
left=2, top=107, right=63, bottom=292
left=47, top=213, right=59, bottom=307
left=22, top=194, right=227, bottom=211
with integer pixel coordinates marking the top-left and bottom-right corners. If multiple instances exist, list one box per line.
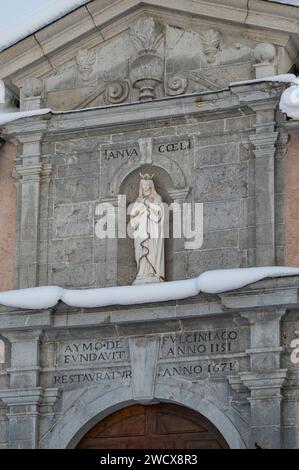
left=0, top=0, right=299, bottom=449
left=3, top=82, right=288, bottom=290
left=0, top=276, right=299, bottom=449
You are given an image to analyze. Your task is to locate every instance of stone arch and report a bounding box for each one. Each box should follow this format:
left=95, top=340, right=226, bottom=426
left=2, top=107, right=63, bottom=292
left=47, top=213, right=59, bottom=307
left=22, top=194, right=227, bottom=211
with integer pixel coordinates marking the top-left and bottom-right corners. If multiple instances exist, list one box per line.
left=76, top=402, right=230, bottom=448
left=44, top=381, right=246, bottom=449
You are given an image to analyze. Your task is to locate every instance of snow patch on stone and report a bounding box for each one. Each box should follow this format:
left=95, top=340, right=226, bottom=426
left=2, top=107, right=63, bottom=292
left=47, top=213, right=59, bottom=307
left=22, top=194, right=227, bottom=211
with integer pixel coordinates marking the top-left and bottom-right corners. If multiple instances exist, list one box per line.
left=196, top=266, right=299, bottom=293
left=279, top=84, right=299, bottom=120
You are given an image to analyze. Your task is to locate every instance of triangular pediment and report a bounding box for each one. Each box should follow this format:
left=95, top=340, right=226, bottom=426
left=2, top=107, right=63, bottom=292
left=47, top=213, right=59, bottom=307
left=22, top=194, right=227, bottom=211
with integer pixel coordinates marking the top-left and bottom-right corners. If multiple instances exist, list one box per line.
left=1, top=0, right=298, bottom=110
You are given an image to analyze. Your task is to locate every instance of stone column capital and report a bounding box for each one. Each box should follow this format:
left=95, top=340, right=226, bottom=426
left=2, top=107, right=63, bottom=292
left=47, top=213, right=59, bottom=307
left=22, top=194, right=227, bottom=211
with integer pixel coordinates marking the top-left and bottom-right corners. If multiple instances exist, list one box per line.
left=240, top=308, right=287, bottom=324
left=99, top=196, right=119, bottom=207
left=168, top=187, right=190, bottom=202
left=247, top=98, right=279, bottom=114
left=13, top=163, right=43, bottom=181
left=0, top=387, right=44, bottom=407
left=2, top=329, right=43, bottom=344
left=0, top=386, right=60, bottom=407
left=239, top=369, right=287, bottom=394
left=17, top=132, right=44, bottom=144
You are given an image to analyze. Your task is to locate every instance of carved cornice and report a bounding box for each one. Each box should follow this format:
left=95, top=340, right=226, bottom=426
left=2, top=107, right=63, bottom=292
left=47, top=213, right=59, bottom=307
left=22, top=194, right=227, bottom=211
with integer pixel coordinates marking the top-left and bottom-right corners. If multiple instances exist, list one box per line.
left=13, top=162, right=52, bottom=182
left=0, top=80, right=288, bottom=146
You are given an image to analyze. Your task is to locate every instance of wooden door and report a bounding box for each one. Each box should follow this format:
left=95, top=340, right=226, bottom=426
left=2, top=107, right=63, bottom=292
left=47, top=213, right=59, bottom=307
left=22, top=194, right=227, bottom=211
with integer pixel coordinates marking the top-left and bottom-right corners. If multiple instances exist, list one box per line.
left=77, top=403, right=229, bottom=449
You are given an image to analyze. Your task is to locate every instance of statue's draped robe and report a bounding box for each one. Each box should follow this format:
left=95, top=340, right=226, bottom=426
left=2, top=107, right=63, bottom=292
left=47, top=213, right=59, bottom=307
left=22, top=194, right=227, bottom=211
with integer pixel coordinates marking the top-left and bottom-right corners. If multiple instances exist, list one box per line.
left=130, top=194, right=165, bottom=284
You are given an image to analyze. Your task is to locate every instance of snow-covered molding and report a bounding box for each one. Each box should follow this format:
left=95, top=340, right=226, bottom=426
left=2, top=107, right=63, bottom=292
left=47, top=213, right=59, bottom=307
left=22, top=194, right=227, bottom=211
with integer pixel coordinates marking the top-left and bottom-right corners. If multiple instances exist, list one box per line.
left=0, top=108, right=51, bottom=126
left=231, top=73, right=299, bottom=120
left=1, top=74, right=299, bottom=127
left=1, top=267, right=299, bottom=310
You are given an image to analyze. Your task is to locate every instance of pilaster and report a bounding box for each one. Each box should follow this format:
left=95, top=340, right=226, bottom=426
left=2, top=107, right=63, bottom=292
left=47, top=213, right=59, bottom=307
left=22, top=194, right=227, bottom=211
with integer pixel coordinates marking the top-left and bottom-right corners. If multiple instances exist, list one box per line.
left=0, top=330, right=42, bottom=449
left=249, top=99, right=279, bottom=266
left=240, top=308, right=287, bottom=448
left=168, top=187, right=189, bottom=279
left=13, top=133, right=46, bottom=288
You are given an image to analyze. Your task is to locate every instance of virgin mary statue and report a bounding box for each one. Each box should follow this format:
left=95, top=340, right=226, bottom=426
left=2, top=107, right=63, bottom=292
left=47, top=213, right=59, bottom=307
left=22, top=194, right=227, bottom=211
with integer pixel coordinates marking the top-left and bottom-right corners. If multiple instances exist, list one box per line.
left=129, top=174, right=165, bottom=285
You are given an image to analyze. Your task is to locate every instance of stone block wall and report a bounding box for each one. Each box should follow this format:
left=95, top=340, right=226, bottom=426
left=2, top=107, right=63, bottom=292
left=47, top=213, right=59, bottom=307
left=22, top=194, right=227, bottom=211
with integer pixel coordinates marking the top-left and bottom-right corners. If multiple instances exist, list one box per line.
left=0, top=142, right=16, bottom=291
left=33, top=111, right=263, bottom=289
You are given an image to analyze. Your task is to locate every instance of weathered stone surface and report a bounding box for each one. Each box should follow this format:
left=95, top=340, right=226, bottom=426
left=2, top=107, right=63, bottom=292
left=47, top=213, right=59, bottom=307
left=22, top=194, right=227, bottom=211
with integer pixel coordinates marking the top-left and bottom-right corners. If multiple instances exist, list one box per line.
left=195, top=164, right=247, bottom=202
left=187, top=248, right=246, bottom=276
left=51, top=263, right=97, bottom=287
left=53, top=203, right=94, bottom=239
left=195, top=142, right=239, bottom=167
left=54, top=175, right=99, bottom=204
left=203, top=200, right=241, bottom=231
left=64, top=238, right=93, bottom=265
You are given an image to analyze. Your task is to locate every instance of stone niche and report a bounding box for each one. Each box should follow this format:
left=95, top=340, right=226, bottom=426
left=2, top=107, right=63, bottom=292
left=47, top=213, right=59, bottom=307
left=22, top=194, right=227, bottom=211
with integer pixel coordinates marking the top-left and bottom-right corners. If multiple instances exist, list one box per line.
left=16, top=14, right=276, bottom=111
left=117, top=165, right=175, bottom=286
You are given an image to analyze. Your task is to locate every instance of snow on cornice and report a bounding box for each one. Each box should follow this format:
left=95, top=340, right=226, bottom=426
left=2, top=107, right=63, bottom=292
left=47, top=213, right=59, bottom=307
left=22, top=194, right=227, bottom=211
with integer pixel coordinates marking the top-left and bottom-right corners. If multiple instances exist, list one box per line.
left=0, top=1, right=91, bottom=52
left=1, top=74, right=299, bottom=128
left=1, top=267, right=299, bottom=310
left=0, top=108, right=51, bottom=126
left=230, top=74, right=299, bottom=120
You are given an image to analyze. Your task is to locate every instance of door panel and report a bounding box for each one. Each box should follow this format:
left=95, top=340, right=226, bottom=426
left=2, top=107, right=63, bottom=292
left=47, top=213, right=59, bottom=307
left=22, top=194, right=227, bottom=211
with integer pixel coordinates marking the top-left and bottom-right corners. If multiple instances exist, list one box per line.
left=77, top=403, right=229, bottom=449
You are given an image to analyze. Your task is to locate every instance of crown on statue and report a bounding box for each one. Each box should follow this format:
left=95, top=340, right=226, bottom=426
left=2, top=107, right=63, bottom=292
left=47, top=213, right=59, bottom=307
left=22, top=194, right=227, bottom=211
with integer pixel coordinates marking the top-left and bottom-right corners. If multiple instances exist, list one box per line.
left=140, top=173, right=155, bottom=180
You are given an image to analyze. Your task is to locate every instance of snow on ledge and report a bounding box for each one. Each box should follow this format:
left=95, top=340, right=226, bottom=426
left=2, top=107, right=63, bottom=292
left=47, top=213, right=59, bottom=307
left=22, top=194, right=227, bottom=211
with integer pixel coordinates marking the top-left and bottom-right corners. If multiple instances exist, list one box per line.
left=1, top=74, right=299, bottom=128
left=0, top=1, right=91, bottom=52
left=0, top=108, right=51, bottom=126
left=1, top=266, right=299, bottom=310
left=230, top=74, right=299, bottom=121
left=230, top=73, right=299, bottom=87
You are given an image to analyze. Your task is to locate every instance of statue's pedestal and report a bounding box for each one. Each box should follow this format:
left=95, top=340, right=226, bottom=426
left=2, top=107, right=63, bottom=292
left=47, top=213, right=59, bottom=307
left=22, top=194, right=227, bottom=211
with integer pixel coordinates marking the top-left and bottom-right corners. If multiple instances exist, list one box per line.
left=133, top=274, right=164, bottom=285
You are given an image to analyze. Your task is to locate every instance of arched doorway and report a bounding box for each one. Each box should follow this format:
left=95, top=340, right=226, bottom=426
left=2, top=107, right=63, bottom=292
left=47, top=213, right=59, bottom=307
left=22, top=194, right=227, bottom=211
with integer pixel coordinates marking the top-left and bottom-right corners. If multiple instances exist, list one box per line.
left=76, top=403, right=229, bottom=449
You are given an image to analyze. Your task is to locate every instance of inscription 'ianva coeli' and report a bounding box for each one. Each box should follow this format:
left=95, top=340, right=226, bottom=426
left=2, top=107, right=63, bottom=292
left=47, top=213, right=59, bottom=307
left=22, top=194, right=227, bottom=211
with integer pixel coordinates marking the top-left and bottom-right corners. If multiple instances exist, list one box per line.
left=103, top=138, right=192, bottom=161
left=104, top=147, right=139, bottom=161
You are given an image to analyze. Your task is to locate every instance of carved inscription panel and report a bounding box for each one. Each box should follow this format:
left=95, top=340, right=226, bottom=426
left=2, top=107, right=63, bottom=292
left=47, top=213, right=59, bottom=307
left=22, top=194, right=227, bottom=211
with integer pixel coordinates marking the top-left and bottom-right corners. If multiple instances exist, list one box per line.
left=40, top=325, right=250, bottom=391
left=158, top=327, right=250, bottom=380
